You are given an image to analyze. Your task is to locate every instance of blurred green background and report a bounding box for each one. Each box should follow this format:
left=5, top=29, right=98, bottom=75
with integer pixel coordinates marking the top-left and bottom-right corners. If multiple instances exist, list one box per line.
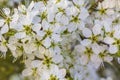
left=0, top=51, right=24, bottom=80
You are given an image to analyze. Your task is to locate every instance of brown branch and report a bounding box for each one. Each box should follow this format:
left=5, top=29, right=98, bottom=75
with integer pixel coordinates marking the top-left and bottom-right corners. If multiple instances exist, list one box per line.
left=89, top=0, right=104, bottom=14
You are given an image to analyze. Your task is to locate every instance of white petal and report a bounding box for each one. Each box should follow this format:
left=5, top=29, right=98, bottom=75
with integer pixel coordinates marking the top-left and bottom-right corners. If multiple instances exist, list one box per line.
left=79, top=7, right=89, bottom=20
left=81, top=39, right=91, bottom=46
left=12, top=9, right=19, bottom=22
left=0, top=45, right=7, bottom=53
left=39, top=46, right=46, bottom=54
left=68, top=23, right=77, bottom=32
left=3, top=8, right=10, bottom=15
left=91, top=54, right=99, bottom=63
left=7, top=44, right=16, bottom=51
left=18, top=5, right=26, bottom=12
left=92, top=24, right=102, bottom=35
left=58, top=69, right=66, bottom=79
left=23, top=43, right=37, bottom=54
left=82, top=28, right=92, bottom=38
left=14, top=23, right=23, bottom=31
left=15, top=32, right=26, bottom=39
left=52, top=54, right=63, bottom=64
left=104, top=37, right=115, bottom=44
left=50, top=64, right=59, bottom=75
left=47, top=12, right=55, bottom=22
left=34, top=2, right=46, bottom=12
left=102, top=0, right=116, bottom=8
left=52, top=34, right=62, bottom=42
left=32, top=23, right=41, bottom=32
left=75, top=45, right=86, bottom=53
left=60, top=15, right=69, bottom=25
left=54, top=46, right=61, bottom=54
left=28, top=1, right=34, bottom=11
left=117, top=58, right=120, bottom=64
left=0, top=19, right=4, bottom=27
left=91, top=54, right=102, bottom=69
left=12, top=50, right=22, bottom=58
left=42, top=20, right=49, bottom=30
left=32, top=16, right=41, bottom=24
left=37, top=31, right=45, bottom=37
left=1, top=25, right=9, bottom=34
left=103, top=19, right=112, bottom=32
left=113, top=30, right=120, bottom=39
left=56, top=12, right=62, bottom=22
left=23, top=16, right=32, bottom=25
left=22, top=68, right=33, bottom=77
left=92, top=43, right=102, bottom=54
left=41, top=71, right=50, bottom=80
left=77, top=21, right=85, bottom=30
left=106, top=9, right=114, bottom=15
left=31, top=60, right=42, bottom=68
left=80, top=55, right=88, bottom=65
left=8, top=36, right=18, bottom=44
left=73, top=0, right=84, bottom=5
left=43, top=37, right=51, bottom=48
left=108, top=45, right=118, bottom=54
left=104, top=55, right=113, bottom=62
left=66, top=6, right=79, bottom=16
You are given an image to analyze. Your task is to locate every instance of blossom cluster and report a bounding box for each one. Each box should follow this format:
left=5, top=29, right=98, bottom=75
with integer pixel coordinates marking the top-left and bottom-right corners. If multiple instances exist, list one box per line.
left=0, top=0, right=120, bottom=80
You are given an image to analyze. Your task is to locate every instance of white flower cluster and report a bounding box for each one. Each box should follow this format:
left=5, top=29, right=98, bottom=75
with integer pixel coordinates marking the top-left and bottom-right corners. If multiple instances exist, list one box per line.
left=0, top=0, right=120, bottom=80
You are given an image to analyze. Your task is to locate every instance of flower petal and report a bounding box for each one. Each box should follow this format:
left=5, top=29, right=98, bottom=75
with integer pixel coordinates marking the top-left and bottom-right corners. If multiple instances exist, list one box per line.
left=82, top=28, right=92, bottom=38
left=15, top=32, right=26, bottom=39
left=108, top=45, right=118, bottom=54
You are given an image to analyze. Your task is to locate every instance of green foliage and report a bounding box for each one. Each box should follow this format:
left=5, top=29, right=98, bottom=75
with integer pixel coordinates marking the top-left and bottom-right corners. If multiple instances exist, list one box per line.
left=0, top=51, right=24, bottom=80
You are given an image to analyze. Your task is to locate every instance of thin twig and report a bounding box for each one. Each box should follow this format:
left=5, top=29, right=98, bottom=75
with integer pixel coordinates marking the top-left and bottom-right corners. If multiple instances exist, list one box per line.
left=89, top=0, right=104, bottom=14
